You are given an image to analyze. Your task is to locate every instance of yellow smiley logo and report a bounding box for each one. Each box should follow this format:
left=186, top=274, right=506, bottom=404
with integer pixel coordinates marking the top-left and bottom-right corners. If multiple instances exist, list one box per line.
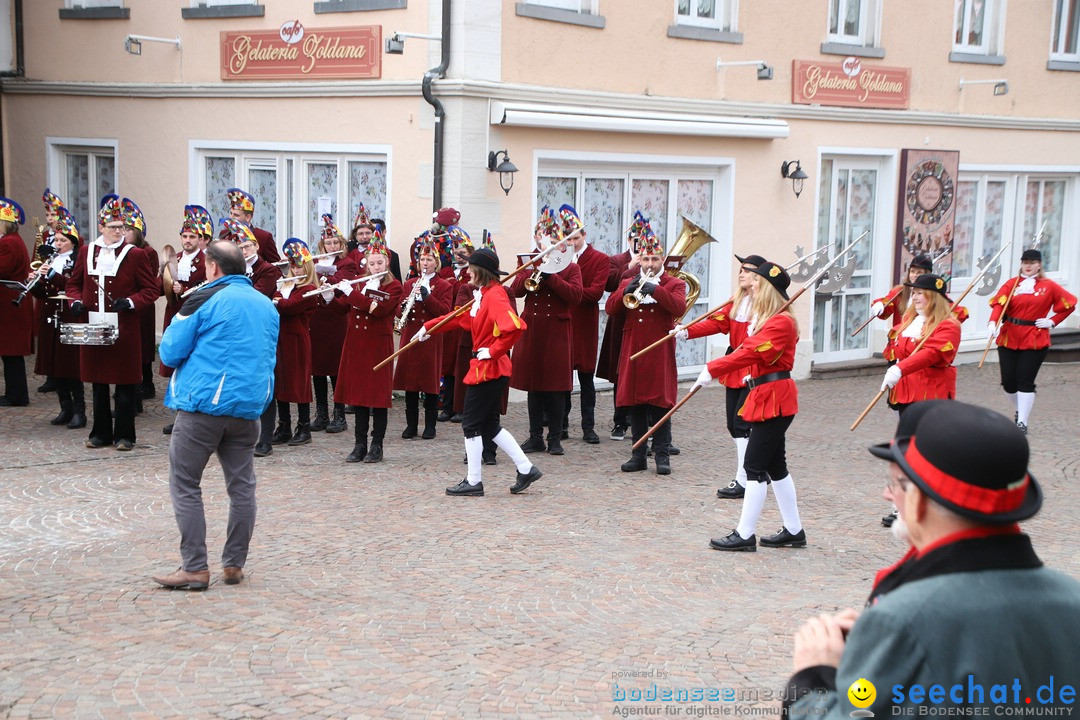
left=848, top=678, right=876, bottom=709
left=935, top=278, right=944, bottom=290
left=769, top=266, right=781, bottom=277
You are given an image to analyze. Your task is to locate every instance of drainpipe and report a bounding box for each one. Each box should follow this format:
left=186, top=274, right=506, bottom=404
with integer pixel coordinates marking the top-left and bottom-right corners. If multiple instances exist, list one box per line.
left=422, top=0, right=450, bottom=213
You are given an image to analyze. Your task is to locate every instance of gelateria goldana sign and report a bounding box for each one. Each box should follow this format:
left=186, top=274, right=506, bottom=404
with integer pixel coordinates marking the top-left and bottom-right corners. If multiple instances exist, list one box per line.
left=221, top=20, right=381, bottom=80
left=792, top=57, right=910, bottom=110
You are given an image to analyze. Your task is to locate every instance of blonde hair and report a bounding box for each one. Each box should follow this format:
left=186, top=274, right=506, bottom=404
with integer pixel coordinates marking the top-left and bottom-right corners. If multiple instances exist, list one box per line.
left=291, top=260, right=318, bottom=287
left=897, top=290, right=953, bottom=341
left=750, top=277, right=797, bottom=336
left=317, top=235, right=344, bottom=255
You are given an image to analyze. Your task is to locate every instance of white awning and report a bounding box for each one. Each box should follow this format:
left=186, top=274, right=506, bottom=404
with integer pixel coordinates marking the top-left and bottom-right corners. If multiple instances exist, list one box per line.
left=489, top=100, right=789, bottom=139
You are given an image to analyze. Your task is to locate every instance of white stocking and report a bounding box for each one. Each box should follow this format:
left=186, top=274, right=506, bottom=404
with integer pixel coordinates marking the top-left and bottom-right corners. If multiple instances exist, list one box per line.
left=771, top=474, right=803, bottom=534
left=464, top=436, right=484, bottom=485
left=733, top=437, right=749, bottom=487
left=492, top=428, right=532, bottom=474
left=735, top=481, right=768, bottom=540
left=1017, top=392, right=1035, bottom=426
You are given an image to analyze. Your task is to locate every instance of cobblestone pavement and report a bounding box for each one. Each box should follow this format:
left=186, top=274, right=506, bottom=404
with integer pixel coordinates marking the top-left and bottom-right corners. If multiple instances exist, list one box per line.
left=1, top=362, right=1077, bottom=719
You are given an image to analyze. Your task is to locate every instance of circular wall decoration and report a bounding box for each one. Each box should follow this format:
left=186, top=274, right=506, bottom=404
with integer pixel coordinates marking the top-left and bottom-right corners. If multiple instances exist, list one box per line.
left=905, top=159, right=954, bottom=227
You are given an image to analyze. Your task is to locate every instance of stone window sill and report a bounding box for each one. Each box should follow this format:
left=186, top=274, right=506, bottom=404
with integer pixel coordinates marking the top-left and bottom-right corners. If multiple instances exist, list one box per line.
left=949, top=51, right=1005, bottom=66
left=314, top=0, right=406, bottom=12
left=820, top=42, right=885, bottom=59
left=667, top=25, right=743, bottom=44
left=182, top=4, right=265, bottom=19
left=515, top=3, right=605, bottom=29
left=1047, top=59, right=1080, bottom=72
left=59, top=7, right=130, bottom=20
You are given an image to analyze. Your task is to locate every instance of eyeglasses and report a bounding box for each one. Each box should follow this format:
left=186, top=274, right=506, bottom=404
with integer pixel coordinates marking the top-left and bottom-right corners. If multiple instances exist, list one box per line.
left=105, top=225, right=125, bottom=232
left=886, top=474, right=910, bottom=494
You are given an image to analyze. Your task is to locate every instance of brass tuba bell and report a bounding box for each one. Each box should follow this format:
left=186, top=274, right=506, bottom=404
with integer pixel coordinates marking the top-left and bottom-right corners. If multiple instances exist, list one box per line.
left=665, top=216, right=717, bottom=320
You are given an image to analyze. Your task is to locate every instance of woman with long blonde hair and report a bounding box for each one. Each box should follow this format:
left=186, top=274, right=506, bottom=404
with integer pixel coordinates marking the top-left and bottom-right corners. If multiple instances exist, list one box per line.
left=269, top=239, right=319, bottom=446
left=693, top=261, right=804, bottom=552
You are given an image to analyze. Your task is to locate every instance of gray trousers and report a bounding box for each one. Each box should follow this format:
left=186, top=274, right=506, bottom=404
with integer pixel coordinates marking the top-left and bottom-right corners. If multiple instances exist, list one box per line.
left=169, top=410, right=259, bottom=572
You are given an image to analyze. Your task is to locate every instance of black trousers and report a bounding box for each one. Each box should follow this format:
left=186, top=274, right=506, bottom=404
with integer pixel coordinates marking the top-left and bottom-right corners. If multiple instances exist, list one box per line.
left=998, top=347, right=1049, bottom=393
left=725, top=386, right=752, bottom=439
left=56, top=378, right=85, bottom=409
left=90, top=383, right=137, bottom=443
left=462, top=376, right=509, bottom=441
left=2, top=355, right=28, bottom=404
left=527, top=390, right=565, bottom=440
left=628, top=404, right=671, bottom=460
left=354, top=406, right=387, bottom=443
left=562, top=369, right=597, bottom=432
left=743, top=414, right=794, bottom=483
left=610, top=378, right=630, bottom=429
left=312, top=375, right=340, bottom=408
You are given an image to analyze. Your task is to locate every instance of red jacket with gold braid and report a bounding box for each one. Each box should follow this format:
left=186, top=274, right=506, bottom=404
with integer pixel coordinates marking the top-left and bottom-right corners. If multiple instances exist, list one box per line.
left=425, top=282, right=526, bottom=386
left=890, top=316, right=961, bottom=405
left=704, top=313, right=798, bottom=422
left=989, top=275, right=1076, bottom=350
left=688, top=295, right=751, bottom=389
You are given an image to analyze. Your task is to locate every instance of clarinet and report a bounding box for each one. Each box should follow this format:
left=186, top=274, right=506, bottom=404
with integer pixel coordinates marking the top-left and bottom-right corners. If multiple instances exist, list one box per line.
left=394, top=279, right=424, bottom=334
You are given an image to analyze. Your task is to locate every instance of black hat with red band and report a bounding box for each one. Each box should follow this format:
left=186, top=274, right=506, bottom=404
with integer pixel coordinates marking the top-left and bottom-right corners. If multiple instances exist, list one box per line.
left=870, top=400, right=1042, bottom=524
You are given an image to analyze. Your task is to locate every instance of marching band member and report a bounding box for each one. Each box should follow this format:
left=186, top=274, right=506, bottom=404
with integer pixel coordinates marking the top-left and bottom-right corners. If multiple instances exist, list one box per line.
left=30, top=208, right=85, bottom=428
left=347, top=204, right=402, bottom=281
left=228, top=187, right=279, bottom=263
left=988, top=248, right=1076, bottom=434
left=870, top=253, right=933, bottom=364
left=511, top=206, right=583, bottom=456
left=562, top=204, right=610, bottom=445
left=673, top=253, right=765, bottom=499
left=270, top=239, right=318, bottom=447
left=416, top=248, right=542, bottom=496
left=36, top=189, right=66, bottom=394
left=441, top=226, right=472, bottom=423
left=309, top=214, right=357, bottom=435
left=122, top=198, right=160, bottom=407
left=0, top=197, right=33, bottom=407
left=334, top=232, right=404, bottom=463
left=604, top=216, right=684, bottom=476
left=394, top=233, right=453, bottom=439
left=695, top=261, right=804, bottom=551
left=65, top=194, right=160, bottom=450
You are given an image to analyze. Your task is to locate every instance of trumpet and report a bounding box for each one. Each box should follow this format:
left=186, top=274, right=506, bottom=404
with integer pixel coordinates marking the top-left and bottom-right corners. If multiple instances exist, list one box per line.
left=523, top=266, right=544, bottom=292
left=623, top=271, right=661, bottom=310
left=394, top=279, right=424, bottom=333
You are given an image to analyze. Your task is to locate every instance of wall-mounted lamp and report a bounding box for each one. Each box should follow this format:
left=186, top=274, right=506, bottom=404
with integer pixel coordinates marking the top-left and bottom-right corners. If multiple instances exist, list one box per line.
left=385, top=31, right=441, bottom=54
left=123, top=34, right=181, bottom=56
left=781, top=160, right=809, bottom=199
left=958, top=78, right=1008, bottom=96
left=716, top=59, right=773, bottom=80
left=487, top=150, right=518, bottom=196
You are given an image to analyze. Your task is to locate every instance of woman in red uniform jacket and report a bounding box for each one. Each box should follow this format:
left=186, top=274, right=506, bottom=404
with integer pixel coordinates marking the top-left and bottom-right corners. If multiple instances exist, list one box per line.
left=870, top=253, right=933, bottom=363
left=270, top=239, right=318, bottom=447
left=394, top=236, right=452, bottom=440
left=334, top=238, right=404, bottom=464
left=0, top=197, right=34, bottom=407
left=695, top=261, right=804, bottom=552
left=309, top=217, right=357, bottom=435
left=674, top=253, right=764, bottom=498
left=419, top=249, right=542, bottom=497
left=987, top=248, right=1076, bottom=433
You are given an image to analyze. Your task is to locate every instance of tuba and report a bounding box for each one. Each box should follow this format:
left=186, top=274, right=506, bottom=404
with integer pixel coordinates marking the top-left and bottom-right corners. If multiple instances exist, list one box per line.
left=665, top=216, right=717, bottom=320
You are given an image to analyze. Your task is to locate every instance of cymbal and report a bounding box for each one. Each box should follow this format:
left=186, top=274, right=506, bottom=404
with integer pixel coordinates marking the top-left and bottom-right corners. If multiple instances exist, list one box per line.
left=49, top=294, right=72, bottom=300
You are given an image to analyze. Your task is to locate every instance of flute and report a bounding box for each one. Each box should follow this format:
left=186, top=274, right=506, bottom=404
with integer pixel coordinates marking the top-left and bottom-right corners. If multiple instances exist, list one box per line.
left=273, top=250, right=344, bottom=268
left=301, top=271, right=388, bottom=298
left=180, top=279, right=211, bottom=299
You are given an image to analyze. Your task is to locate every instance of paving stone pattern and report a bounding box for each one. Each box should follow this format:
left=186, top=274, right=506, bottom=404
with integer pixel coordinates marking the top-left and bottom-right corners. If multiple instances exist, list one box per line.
left=1, top=363, right=1077, bottom=719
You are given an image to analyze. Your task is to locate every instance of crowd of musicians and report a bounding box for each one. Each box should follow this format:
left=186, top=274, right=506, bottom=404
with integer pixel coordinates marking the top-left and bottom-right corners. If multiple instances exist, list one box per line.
left=0, top=188, right=1074, bottom=545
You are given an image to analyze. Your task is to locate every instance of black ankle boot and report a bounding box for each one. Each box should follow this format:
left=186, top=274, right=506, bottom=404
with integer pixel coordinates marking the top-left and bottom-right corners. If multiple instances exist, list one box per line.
left=67, top=401, right=86, bottom=429
left=401, top=425, right=418, bottom=439
left=362, top=443, right=383, bottom=463
left=346, top=442, right=367, bottom=463
left=326, top=406, right=347, bottom=433
left=288, top=422, right=312, bottom=446
left=520, top=435, right=546, bottom=453
left=310, top=403, right=329, bottom=432
left=50, top=401, right=74, bottom=426
left=270, top=423, right=292, bottom=445
left=422, top=405, right=437, bottom=439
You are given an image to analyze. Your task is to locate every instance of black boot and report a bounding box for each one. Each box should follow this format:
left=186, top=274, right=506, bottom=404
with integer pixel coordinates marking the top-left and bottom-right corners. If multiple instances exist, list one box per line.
left=346, top=419, right=367, bottom=463
left=50, top=400, right=74, bottom=426
left=326, top=404, right=347, bottom=433
left=141, top=363, right=155, bottom=399
left=66, top=383, right=86, bottom=429
left=37, top=377, right=58, bottom=393
left=520, top=434, right=546, bottom=453
left=421, top=394, right=437, bottom=439
left=362, top=443, right=383, bottom=463
left=288, top=422, right=312, bottom=446
left=546, top=434, right=564, bottom=456
left=346, top=442, right=367, bottom=463
left=402, top=392, right=419, bottom=439
left=270, top=423, right=292, bottom=444
left=310, top=403, right=329, bottom=432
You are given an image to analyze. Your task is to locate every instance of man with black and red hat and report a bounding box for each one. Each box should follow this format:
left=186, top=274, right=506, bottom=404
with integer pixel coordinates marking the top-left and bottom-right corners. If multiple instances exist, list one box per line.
left=228, top=187, right=279, bottom=264
left=784, top=400, right=1080, bottom=717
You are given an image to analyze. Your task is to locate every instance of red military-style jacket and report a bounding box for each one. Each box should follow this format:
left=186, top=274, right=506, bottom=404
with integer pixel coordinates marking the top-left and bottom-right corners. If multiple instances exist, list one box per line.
left=252, top=226, right=279, bottom=264
left=159, top=249, right=206, bottom=377
left=334, top=276, right=404, bottom=408
left=606, top=272, right=686, bottom=409
left=273, top=280, right=317, bottom=403
left=891, top=316, right=962, bottom=405
left=509, top=261, right=583, bottom=393
left=0, top=231, right=33, bottom=356
left=425, top=281, right=526, bottom=386
left=989, top=275, right=1076, bottom=351
left=688, top=295, right=752, bottom=389
left=309, top=255, right=358, bottom=376
left=704, top=313, right=799, bottom=422
left=873, top=284, right=909, bottom=362
left=393, top=273, right=453, bottom=395
left=438, top=264, right=468, bottom=376
left=569, top=244, right=610, bottom=374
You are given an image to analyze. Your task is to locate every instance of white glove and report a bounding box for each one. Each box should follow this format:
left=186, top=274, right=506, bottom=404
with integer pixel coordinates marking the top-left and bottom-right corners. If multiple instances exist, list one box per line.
left=1035, top=317, right=1055, bottom=329
left=742, top=374, right=752, bottom=387
left=320, top=287, right=334, bottom=303
left=315, top=262, right=336, bottom=276
left=335, top=280, right=354, bottom=294
left=986, top=321, right=1000, bottom=339
left=669, top=324, right=689, bottom=342
left=881, top=365, right=902, bottom=391
left=693, top=367, right=713, bottom=390
left=871, top=300, right=885, bottom=316
left=411, top=327, right=430, bottom=343
left=476, top=347, right=491, bottom=361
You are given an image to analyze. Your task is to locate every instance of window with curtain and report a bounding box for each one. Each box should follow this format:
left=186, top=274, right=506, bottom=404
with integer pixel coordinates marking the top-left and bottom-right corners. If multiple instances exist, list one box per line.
left=675, top=0, right=735, bottom=31
left=1023, top=179, right=1066, bottom=273
left=953, top=0, right=1004, bottom=56
left=1052, top=0, right=1080, bottom=61
left=56, top=147, right=116, bottom=241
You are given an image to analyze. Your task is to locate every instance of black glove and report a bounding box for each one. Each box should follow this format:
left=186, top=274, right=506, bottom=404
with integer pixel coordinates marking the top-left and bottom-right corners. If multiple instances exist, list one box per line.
left=70, top=300, right=84, bottom=314
left=625, top=277, right=641, bottom=295
left=419, top=286, right=430, bottom=301
left=540, top=272, right=552, bottom=279
left=112, top=298, right=134, bottom=312
left=346, top=239, right=359, bottom=253
left=640, top=280, right=657, bottom=297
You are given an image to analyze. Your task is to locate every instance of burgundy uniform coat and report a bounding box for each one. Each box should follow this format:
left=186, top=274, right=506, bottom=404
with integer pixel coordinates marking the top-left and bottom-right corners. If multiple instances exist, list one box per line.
left=159, top=250, right=206, bottom=377
left=439, top=265, right=467, bottom=375
left=0, top=231, right=34, bottom=356
left=135, top=245, right=161, bottom=367
left=253, top=226, right=279, bottom=264
left=309, top=256, right=358, bottom=376
left=570, top=244, right=610, bottom=374
left=273, top=281, right=317, bottom=403
left=605, top=272, right=686, bottom=409
left=30, top=254, right=81, bottom=379
left=393, top=274, right=453, bottom=394
left=596, top=250, right=632, bottom=382
left=248, top=257, right=281, bottom=299
left=509, top=262, right=583, bottom=392
left=334, top=277, right=404, bottom=409
left=66, top=240, right=160, bottom=385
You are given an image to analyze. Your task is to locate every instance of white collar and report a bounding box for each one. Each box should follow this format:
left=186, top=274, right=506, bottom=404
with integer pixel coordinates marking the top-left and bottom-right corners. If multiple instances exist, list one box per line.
left=181, top=249, right=199, bottom=258
left=94, top=237, right=123, bottom=250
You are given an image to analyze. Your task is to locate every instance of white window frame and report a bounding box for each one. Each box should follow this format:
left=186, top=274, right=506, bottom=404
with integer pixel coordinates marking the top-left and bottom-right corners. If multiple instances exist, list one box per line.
left=826, top=0, right=881, bottom=47
left=45, top=137, right=119, bottom=237
left=952, top=0, right=1006, bottom=56
left=523, top=0, right=597, bottom=14
left=674, top=0, right=737, bottom=31
left=1050, top=0, right=1080, bottom=62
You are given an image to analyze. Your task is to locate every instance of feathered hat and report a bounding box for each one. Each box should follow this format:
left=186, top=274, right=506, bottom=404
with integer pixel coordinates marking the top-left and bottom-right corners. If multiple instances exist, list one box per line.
left=534, top=205, right=563, bottom=241
left=408, top=231, right=441, bottom=277
left=632, top=214, right=663, bottom=256
left=219, top=217, right=257, bottom=246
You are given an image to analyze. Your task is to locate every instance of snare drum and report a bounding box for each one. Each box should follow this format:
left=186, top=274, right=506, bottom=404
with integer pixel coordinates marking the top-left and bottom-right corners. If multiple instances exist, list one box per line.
left=60, top=322, right=119, bottom=346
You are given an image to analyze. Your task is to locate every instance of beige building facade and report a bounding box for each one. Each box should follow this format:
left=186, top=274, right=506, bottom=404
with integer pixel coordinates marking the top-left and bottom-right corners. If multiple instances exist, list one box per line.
left=2, top=0, right=1078, bottom=376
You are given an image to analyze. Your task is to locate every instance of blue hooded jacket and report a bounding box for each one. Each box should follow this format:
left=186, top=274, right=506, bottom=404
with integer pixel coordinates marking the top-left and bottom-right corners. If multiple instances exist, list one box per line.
left=160, top=274, right=279, bottom=419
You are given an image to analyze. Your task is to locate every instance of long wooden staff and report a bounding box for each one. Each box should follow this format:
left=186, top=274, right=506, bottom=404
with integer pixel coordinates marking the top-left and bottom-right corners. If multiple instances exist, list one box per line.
left=632, top=232, right=869, bottom=449
left=850, top=287, right=902, bottom=338
left=850, top=238, right=1014, bottom=431
left=372, top=230, right=579, bottom=371
left=977, top=221, right=1046, bottom=368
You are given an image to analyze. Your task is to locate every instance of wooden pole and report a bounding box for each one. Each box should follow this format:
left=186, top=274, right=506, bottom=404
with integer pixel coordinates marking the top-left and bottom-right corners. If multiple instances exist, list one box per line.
left=851, top=287, right=902, bottom=338
left=631, top=386, right=701, bottom=451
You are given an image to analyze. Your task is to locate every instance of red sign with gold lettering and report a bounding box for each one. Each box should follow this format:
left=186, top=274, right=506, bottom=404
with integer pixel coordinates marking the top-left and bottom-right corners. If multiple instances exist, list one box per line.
left=221, top=21, right=381, bottom=80
left=792, top=58, right=910, bottom=110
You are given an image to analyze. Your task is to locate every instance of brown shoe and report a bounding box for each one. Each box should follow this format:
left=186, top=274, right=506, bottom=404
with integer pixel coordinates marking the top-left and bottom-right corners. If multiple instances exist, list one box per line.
left=222, top=567, right=244, bottom=585
left=152, top=568, right=210, bottom=591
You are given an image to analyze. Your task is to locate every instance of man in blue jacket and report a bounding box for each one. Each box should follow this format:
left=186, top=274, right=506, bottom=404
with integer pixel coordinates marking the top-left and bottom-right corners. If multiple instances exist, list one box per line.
left=152, top=240, right=279, bottom=591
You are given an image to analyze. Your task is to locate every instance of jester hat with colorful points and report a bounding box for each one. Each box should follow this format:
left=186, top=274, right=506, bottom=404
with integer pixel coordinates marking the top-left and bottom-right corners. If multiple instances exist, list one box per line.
left=408, top=232, right=442, bottom=277
left=534, top=205, right=562, bottom=241
left=122, top=198, right=146, bottom=236
left=480, top=230, right=496, bottom=253
left=219, top=217, right=257, bottom=246
left=56, top=207, right=81, bottom=246
left=98, top=194, right=123, bottom=225
left=321, top=213, right=344, bottom=241
left=558, top=204, right=585, bottom=237
left=186, top=205, right=214, bottom=238
left=42, top=188, right=65, bottom=213
left=352, top=203, right=373, bottom=233
left=0, top=197, right=25, bottom=225
left=227, top=188, right=255, bottom=214
left=366, top=228, right=389, bottom=257
left=282, top=238, right=313, bottom=267
left=632, top=215, right=663, bottom=257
